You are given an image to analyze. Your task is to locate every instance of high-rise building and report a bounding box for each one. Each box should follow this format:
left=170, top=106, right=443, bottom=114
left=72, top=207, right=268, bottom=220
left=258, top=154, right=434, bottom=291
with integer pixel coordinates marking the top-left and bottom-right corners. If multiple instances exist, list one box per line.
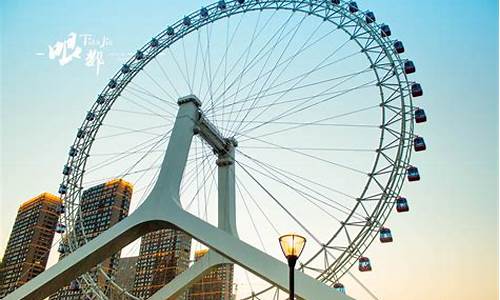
left=52, top=179, right=132, bottom=300
left=0, top=193, right=62, bottom=298
left=133, top=229, right=191, bottom=299
left=188, top=249, right=234, bottom=300
left=108, top=256, right=138, bottom=300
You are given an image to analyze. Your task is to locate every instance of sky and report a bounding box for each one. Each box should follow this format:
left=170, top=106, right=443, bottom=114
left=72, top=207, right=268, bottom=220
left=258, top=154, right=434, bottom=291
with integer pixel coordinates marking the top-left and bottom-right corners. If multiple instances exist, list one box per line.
left=1, top=0, right=499, bottom=300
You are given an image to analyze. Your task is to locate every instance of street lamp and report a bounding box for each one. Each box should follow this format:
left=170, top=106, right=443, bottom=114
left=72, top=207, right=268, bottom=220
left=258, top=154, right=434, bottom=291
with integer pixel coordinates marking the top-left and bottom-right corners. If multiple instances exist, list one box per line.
left=279, top=233, right=306, bottom=300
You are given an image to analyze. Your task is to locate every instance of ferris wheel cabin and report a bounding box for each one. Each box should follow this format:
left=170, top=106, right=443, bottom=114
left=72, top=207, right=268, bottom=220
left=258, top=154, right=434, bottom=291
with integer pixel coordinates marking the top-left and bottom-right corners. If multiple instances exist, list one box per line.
left=393, top=40, right=405, bottom=54
left=218, top=0, right=227, bottom=10
left=380, top=24, right=391, bottom=37
left=396, top=197, right=409, bottom=212
left=57, top=243, right=68, bottom=254
left=334, top=283, right=346, bottom=294
left=404, top=60, right=416, bottom=74
left=58, top=184, right=67, bottom=195
left=200, top=7, right=209, bottom=18
left=407, top=166, right=420, bottom=181
left=55, top=223, right=66, bottom=234
left=348, top=1, right=359, bottom=13
left=358, top=257, right=372, bottom=272
left=379, top=227, right=393, bottom=243
left=415, top=108, right=427, bottom=123
left=414, top=136, right=426, bottom=151
left=56, top=203, right=65, bottom=214
left=69, top=280, right=80, bottom=291
left=365, top=11, right=376, bottom=23
left=62, top=165, right=72, bottom=176
left=411, top=83, right=423, bottom=97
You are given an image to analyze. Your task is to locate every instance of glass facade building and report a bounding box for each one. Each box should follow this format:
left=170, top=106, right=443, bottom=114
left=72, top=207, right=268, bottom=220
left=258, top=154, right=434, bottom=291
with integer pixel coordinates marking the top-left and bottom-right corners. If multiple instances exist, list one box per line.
left=0, top=193, right=62, bottom=298
left=51, top=179, right=132, bottom=300
left=132, top=229, right=191, bottom=299
left=187, top=249, right=234, bottom=300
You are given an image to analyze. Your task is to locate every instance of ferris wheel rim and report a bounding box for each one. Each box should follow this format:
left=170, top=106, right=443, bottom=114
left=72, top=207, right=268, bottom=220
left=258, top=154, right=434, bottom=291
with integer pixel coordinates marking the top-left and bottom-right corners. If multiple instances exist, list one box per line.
left=57, top=0, right=417, bottom=298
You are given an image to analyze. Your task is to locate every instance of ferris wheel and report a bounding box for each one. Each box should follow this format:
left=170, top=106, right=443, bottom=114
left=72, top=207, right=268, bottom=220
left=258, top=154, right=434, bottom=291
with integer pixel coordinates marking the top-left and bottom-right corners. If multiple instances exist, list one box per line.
left=53, top=0, right=427, bottom=299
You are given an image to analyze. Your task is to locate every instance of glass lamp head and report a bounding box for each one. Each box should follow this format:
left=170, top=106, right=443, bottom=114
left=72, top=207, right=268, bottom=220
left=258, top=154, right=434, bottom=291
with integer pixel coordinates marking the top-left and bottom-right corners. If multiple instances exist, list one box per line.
left=279, top=233, right=306, bottom=259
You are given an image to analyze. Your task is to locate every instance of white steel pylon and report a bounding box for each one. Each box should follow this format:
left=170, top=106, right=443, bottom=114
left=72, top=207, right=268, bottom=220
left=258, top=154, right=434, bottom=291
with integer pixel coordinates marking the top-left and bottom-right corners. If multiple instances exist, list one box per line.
left=5, top=96, right=353, bottom=300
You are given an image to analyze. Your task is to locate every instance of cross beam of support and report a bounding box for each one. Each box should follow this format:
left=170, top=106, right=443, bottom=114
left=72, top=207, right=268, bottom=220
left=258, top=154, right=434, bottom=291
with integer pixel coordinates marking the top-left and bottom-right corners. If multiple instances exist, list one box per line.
left=5, top=96, right=353, bottom=300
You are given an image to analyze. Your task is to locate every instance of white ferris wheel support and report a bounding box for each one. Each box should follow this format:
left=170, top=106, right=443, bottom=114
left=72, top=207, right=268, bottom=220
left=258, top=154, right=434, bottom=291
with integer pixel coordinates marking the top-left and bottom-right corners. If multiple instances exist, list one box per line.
left=5, top=96, right=353, bottom=300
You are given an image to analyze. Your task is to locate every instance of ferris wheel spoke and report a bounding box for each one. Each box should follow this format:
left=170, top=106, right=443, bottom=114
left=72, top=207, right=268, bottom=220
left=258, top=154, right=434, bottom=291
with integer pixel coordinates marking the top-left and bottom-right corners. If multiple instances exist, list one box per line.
left=195, top=26, right=213, bottom=116
left=93, top=127, right=166, bottom=140
left=167, top=47, right=191, bottom=92
left=88, top=133, right=167, bottom=171
left=200, top=145, right=219, bottom=221
left=237, top=78, right=378, bottom=138
left=132, top=168, right=160, bottom=206
left=206, top=11, right=305, bottom=131
left=237, top=153, right=364, bottom=221
left=181, top=156, right=214, bottom=206
left=153, top=57, right=181, bottom=99
left=235, top=176, right=280, bottom=236
left=249, top=65, right=371, bottom=108
left=89, top=149, right=164, bottom=157
left=140, top=70, right=176, bottom=108
left=116, top=154, right=163, bottom=207
left=236, top=150, right=358, bottom=201
left=238, top=162, right=351, bottom=223
left=207, top=78, right=376, bottom=123
left=207, top=9, right=296, bottom=107
left=212, top=119, right=379, bottom=128
left=234, top=36, right=356, bottom=133
left=140, top=69, right=179, bottom=104
left=86, top=132, right=171, bottom=188
left=182, top=143, right=213, bottom=206
left=208, top=22, right=342, bottom=114
left=116, top=137, right=168, bottom=180
left=230, top=12, right=310, bottom=135
left=109, top=108, right=166, bottom=118
left=82, top=163, right=162, bottom=187
left=193, top=141, right=202, bottom=218
left=204, top=23, right=217, bottom=119
left=236, top=104, right=379, bottom=142
left=239, top=134, right=367, bottom=175
left=85, top=131, right=171, bottom=174
left=96, top=123, right=171, bottom=140
left=125, top=82, right=178, bottom=111
left=237, top=160, right=333, bottom=247
left=250, top=17, right=326, bottom=107
left=120, top=94, right=174, bottom=120
left=210, top=67, right=373, bottom=117
left=243, top=270, right=256, bottom=299
left=230, top=15, right=328, bottom=135
left=220, top=10, right=265, bottom=137
left=90, top=147, right=207, bottom=162
left=207, top=14, right=241, bottom=133
left=189, top=29, right=201, bottom=95
left=239, top=145, right=374, bottom=152
left=236, top=182, right=268, bottom=251
left=217, top=12, right=308, bottom=133
left=237, top=70, right=376, bottom=138
left=207, top=13, right=244, bottom=99
left=181, top=36, right=193, bottom=93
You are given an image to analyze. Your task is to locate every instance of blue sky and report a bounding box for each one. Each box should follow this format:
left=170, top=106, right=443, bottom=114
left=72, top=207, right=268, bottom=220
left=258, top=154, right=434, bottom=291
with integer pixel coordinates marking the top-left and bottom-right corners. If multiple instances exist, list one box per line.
left=1, top=1, right=498, bottom=299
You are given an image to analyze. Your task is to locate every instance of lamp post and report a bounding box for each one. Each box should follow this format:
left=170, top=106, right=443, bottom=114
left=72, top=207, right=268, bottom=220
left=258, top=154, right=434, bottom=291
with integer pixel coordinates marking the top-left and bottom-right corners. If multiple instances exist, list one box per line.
left=279, top=233, right=306, bottom=300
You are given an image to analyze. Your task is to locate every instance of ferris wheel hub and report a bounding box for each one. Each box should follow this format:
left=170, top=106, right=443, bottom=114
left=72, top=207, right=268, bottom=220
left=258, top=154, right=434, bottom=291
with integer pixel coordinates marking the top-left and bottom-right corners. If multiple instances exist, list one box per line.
left=181, top=94, right=238, bottom=156
left=177, top=94, right=202, bottom=107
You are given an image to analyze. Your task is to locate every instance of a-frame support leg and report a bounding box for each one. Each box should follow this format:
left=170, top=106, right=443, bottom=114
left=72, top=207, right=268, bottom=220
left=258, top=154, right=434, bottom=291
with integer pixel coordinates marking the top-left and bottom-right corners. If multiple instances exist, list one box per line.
left=5, top=97, right=353, bottom=300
